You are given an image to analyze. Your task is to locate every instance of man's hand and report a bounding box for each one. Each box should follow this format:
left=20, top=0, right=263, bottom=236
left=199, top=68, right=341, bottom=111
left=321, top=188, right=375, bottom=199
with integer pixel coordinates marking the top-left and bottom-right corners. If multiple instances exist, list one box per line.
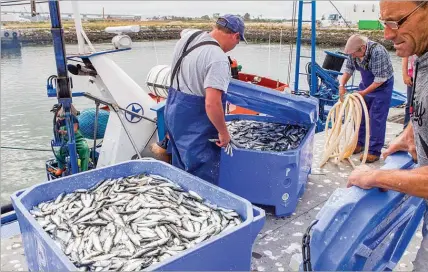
left=382, top=124, right=417, bottom=161
left=383, top=138, right=417, bottom=161
left=216, top=131, right=230, bottom=147
left=58, top=129, right=67, bottom=135
left=358, top=90, right=367, bottom=97
left=403, top=74, right=413, bottom=87
left=347, top=165, right=377, bottom=189
left=339, top=86, right=346, bottom=102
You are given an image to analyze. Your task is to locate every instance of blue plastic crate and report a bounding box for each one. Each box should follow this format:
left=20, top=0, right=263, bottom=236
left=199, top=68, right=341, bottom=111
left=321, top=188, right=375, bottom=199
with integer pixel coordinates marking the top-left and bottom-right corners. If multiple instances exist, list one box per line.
left=11, top=159, right=265, bottom=272
left=309, top=152, right=426, bottom=271
left=218, top=79, right=318, bottom=217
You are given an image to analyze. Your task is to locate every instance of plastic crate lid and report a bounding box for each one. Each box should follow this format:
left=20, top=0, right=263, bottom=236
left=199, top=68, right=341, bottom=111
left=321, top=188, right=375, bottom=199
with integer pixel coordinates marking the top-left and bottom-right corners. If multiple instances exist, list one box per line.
left=226, top=79, right=319, bottom=125
left=310, top=152, right=424, bottom=271
left=324, top=50, right=348, bottom=59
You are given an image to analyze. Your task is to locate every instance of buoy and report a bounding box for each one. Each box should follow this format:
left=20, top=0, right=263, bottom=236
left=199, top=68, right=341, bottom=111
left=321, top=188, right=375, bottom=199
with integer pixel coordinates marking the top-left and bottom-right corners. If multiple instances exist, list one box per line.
left=319, top=93, right=370, bottom=168
left=145, top=65, right=171, bottom=98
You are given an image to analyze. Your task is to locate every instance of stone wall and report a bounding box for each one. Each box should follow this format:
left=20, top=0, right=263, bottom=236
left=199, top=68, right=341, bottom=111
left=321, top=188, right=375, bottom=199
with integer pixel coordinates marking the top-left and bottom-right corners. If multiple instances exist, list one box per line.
left=17, top=27, right=393, bottom=50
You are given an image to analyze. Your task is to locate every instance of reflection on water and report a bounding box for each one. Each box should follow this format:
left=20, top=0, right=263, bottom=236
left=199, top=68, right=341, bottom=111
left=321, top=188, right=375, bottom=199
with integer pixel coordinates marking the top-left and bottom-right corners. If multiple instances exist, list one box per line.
left=1, top=47, right=22, bottom=59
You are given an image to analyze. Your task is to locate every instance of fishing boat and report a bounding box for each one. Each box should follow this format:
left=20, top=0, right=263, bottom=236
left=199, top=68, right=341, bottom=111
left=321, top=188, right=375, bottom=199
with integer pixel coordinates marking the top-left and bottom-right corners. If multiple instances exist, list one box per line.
left=1, top=27, right=21, bottom=49
left=1, top=1, right=422, bottom=271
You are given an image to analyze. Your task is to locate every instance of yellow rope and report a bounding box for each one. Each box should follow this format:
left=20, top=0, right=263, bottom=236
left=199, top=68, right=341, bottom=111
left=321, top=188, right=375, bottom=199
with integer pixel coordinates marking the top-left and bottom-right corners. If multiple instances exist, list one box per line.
left=320, top=93, right=370, bottom=169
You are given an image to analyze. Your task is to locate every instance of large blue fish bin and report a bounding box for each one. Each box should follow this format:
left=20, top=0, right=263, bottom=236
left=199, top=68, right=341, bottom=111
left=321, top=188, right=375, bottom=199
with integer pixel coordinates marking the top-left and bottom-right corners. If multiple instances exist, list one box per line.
left=219, top=79, right=319, bottom=217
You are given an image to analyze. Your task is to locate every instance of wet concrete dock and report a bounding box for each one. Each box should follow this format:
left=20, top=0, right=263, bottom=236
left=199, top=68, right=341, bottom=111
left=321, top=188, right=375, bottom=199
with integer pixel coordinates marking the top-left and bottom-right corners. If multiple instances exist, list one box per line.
left=1, top=121, right=422, bottom=271
left=250, top=121, right=422, bottom=272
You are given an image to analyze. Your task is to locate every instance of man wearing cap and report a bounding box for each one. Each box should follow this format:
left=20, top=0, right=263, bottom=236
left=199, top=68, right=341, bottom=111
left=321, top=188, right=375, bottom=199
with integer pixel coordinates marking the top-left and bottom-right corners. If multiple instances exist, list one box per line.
left=347, top=1, right=428, bottom=270
left=339, top=34, right=394, bottom=163
left=164, top=14, right=246, bottom=185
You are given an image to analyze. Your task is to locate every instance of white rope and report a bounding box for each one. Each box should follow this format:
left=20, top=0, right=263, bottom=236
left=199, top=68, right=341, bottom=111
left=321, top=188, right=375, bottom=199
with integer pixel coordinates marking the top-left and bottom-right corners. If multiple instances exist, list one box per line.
left=268, top=31, right=272, bottom=77
left=153, top=37, right=159, bottom=65
left=319, top=93, right=370, bottom=169
left=286, top=0, right=297, bottom=85
left=277, top=28, right=283, bottom=87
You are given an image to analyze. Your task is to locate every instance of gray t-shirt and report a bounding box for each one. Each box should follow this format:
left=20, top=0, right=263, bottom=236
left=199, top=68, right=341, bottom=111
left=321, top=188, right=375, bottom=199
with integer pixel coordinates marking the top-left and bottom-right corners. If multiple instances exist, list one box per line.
left=412, top=51, right=428, bottom=166
left=410, top=51, right=428, bottom=272
left=170, top=29, right=231, bottom=96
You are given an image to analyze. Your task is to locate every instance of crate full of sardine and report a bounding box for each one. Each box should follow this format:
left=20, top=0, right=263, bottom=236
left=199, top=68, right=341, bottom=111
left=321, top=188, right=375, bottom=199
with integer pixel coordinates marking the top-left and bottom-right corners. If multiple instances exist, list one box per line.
left=11, top=160, right=265, bottom=271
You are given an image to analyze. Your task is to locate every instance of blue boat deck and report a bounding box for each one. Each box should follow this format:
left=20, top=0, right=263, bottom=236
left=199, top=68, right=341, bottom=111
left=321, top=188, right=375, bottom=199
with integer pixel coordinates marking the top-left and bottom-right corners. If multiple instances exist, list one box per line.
left=1, top=121, right=422, bottom=272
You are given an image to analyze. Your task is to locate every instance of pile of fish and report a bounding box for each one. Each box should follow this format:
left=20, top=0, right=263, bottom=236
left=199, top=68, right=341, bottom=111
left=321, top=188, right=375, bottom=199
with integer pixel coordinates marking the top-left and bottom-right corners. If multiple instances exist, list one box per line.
left=227, top=120, right=308, bottom=152
left=30, top=174, right=242, bottom=271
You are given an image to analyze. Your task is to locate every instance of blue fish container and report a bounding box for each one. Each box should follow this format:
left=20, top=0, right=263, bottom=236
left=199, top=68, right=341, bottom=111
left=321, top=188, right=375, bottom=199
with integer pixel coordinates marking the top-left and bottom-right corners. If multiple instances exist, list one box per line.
left=309, top=152, right=426, bottom=271
left=11, top=159, right=265, bottom=271
left=218, top=79, right=319, bottom=217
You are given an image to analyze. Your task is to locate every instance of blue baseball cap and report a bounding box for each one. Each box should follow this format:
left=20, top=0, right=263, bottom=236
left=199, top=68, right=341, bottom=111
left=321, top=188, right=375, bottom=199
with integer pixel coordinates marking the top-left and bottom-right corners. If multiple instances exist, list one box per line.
left=216, top=14, right=247, bottom=44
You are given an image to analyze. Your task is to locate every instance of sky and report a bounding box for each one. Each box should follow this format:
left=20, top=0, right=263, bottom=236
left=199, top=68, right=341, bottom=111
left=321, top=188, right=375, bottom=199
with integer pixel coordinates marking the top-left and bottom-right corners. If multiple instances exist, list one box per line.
left=1, top=1, right=380, bottom=20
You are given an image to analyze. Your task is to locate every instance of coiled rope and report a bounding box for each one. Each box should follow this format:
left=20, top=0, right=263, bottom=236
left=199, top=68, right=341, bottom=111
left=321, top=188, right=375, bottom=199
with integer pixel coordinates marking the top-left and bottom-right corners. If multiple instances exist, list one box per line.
left=319, top=93, right=370, bottom=169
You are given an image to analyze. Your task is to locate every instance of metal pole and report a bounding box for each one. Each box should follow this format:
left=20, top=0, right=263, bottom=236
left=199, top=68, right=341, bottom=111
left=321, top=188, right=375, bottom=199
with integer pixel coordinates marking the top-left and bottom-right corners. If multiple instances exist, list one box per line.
left=93, top=102, right=100, bottom=163
left=48, top=0, right=78, bottom=174
left=294, top=0, right=304, bottom=93
left=310, top=0, right=317, bottom=96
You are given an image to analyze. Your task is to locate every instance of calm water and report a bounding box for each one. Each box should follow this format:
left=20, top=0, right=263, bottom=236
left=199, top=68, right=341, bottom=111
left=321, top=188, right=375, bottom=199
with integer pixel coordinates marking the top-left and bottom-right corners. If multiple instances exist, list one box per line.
left=0, top=40, right=407, bottom=204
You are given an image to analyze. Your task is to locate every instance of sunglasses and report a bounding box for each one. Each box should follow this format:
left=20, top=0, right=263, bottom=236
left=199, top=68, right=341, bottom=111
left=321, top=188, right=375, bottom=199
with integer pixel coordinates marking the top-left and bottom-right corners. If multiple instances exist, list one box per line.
left=379, top=1, right=427, bottom=30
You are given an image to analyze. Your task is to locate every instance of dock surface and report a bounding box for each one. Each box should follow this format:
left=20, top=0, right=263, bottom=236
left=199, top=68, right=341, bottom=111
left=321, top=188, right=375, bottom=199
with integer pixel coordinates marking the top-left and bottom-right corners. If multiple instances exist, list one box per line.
left=1, top=121, right=422, bottom=272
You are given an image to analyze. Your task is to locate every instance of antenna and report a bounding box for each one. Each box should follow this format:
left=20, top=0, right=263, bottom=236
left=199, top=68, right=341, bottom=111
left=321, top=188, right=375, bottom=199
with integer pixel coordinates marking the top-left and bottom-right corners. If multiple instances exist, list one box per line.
left=30, top=0, right=36, bottom=16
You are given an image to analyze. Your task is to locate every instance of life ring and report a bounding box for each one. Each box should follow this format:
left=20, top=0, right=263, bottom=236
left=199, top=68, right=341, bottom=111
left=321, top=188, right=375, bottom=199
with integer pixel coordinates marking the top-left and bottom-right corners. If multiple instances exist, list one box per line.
left=4, top=32, right=9, bottom=38
left=12, top=32, right=18, bottom=38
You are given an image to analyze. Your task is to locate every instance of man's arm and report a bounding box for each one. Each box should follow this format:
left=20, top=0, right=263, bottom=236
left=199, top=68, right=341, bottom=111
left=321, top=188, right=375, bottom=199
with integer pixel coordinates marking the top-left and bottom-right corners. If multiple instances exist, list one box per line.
left=339, top=72, right=352, bottom=87
left=402, top=57, right=413, bottom=86
left=348, top=166, right=428, bottom=199
left=339, top=72, right=352, bottom=100
left=359, top=81, right=384, bottom=96
left=382, top=122, right=417, bottom=161
left=205, top=88, right=230, bottom=147
left=362, top=47, right=393, bottom=96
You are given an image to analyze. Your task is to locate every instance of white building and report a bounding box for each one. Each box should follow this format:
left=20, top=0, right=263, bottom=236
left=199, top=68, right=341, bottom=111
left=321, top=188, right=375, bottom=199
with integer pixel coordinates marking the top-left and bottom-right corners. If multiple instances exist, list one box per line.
left=320, top=2, right=380, bottom=27
left=1, top=13, right=31, bottom=23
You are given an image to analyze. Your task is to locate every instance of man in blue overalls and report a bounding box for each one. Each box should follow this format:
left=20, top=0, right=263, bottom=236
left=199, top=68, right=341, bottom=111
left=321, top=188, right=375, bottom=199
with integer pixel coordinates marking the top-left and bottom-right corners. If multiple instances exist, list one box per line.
left=165, top=15, right=246, bottom=185
left=339, top=34, right=394, bottom=163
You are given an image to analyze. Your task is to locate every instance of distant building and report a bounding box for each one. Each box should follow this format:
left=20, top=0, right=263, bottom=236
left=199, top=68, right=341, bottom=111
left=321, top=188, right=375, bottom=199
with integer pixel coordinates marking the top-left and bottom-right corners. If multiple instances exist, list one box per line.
left=1, top=13, right=31, bottom=23
left=320, top=2, right=380, bottom=27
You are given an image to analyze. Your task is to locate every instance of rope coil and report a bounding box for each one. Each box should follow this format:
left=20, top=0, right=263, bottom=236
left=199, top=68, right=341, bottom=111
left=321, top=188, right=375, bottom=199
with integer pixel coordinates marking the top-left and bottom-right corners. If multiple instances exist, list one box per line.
left=320, top=93, right=370, bottom=168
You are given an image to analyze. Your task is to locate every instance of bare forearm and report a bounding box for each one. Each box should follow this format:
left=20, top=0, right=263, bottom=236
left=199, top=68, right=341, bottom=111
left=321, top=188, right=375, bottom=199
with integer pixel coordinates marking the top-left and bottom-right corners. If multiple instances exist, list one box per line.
left=206, top=98, right=227, bottom=135
left=402, top=57, right=409, bottom=78
left=362, top=82, right=383, bottom=95
left=340, top=72, right=352, bottom=86
left=373, top=166, right=428, bottom=198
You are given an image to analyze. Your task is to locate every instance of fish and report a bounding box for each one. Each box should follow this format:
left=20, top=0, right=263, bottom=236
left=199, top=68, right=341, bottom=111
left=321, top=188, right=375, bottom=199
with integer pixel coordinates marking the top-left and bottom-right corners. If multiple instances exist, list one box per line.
left=30, top=173, right=243, bottom=271
left=226, top=120, right=308, bottom=152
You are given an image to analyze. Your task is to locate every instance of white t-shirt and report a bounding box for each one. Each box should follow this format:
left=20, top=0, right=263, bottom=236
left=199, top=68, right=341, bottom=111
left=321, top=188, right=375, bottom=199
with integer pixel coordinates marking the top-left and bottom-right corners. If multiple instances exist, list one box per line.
left=170, top=29, right=231, bottom=97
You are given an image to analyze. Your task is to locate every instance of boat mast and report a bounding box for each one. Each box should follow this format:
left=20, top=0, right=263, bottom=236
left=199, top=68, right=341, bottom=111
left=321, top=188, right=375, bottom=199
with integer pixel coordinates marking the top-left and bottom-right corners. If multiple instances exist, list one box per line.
left=48, top=0, right=79, bottom=174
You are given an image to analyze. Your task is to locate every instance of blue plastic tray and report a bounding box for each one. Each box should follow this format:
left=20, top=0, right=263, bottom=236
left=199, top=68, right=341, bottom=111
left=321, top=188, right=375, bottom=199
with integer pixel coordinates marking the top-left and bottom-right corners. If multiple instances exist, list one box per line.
left=11, top=159, right=265, bottom=271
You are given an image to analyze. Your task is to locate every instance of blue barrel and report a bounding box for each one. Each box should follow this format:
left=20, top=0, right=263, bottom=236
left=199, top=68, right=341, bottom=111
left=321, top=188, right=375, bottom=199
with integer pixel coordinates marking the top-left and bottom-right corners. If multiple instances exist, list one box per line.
left=11, top=159, right=265, bottom=271
left=77, top=108, right=109, bottom=139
